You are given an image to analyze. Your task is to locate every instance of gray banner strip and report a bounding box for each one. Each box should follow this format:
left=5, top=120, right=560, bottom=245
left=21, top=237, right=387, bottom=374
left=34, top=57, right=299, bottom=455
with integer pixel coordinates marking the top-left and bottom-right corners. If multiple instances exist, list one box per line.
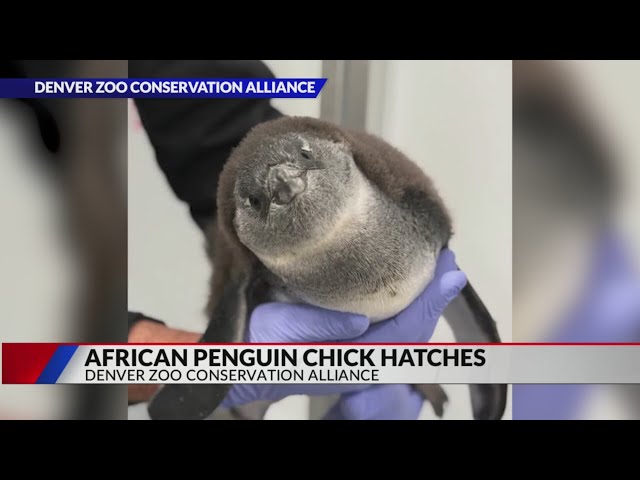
left=53, top=345, right=640, bottom=385
left=509, top=346, right=640, bottom=384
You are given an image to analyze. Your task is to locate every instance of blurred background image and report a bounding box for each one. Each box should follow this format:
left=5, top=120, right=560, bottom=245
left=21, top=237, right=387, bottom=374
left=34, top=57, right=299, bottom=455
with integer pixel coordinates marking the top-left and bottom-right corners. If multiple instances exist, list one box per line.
left=512, top=60, right=640, bottom=419
left=0, top=60, right=128, bottom=420
left=127, top=60, right=512, bottom=420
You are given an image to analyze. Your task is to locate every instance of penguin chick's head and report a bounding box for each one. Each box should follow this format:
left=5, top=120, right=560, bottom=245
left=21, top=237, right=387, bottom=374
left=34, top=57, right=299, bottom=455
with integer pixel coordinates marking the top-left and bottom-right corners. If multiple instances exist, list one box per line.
left=231, top=117, right=358, bottom=258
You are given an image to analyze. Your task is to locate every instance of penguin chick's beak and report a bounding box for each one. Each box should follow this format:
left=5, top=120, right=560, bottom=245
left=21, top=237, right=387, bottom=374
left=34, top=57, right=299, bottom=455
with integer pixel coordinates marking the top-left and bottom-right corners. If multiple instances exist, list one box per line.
left=268, top=164, right=308, bottom=205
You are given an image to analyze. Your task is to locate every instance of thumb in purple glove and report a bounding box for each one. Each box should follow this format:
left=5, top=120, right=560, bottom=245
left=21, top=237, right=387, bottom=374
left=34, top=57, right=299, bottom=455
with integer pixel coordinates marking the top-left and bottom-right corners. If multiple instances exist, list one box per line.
left=222, top=304, right=370, bottom=407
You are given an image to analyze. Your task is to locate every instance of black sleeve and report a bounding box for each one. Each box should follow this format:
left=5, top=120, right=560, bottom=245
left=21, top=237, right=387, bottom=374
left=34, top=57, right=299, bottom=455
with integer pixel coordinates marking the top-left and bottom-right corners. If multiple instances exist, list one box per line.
left=129, top=60, right=284, bottom=231
left=128, top=311, right=165, bottom=331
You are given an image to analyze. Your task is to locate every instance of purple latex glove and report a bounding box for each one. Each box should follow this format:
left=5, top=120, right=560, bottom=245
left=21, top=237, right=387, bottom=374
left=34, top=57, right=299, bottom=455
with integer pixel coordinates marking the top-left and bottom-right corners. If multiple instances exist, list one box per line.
left=513, top=231, right=640, bottom=420
left=323, top=384, right=424, bottom=420
left=222, top=248, right=467, bottom=408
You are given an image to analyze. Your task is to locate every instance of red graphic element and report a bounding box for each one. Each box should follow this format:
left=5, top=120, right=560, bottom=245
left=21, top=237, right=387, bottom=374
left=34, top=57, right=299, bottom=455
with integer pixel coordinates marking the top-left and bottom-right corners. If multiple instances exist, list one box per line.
left=2, top=343, right=60, bottom=384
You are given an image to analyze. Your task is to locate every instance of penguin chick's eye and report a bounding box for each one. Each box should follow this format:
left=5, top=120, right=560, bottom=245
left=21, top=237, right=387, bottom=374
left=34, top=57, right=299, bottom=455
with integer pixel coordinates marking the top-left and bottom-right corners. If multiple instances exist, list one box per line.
left=245, top=195, right=261, bottom=209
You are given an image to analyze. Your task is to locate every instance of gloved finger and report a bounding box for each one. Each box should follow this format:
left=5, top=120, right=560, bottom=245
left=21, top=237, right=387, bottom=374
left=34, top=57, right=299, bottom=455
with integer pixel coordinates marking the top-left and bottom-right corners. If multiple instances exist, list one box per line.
left=433, top=248, right=458, bottom=279
left=355, top=270, right=467, bottom=344
left=324, top=385, right=424, bottom=420
left=428, top=270, right=468, bottom=320
left=250, top=303, right=370, bottom=343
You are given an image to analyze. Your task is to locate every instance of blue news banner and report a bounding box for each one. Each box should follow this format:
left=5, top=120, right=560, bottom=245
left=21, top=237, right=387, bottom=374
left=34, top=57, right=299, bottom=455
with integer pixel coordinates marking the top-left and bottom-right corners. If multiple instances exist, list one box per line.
left=0, top=78, right=328, bottom=99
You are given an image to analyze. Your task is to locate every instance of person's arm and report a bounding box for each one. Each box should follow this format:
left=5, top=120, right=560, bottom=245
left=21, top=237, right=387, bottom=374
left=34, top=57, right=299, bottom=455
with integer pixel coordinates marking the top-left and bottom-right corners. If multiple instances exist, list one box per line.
left=127, top=312, right=201, bottom=404
left=130, top=60, right=283, bottom=231
left=127, top=61, right=284, bottom=404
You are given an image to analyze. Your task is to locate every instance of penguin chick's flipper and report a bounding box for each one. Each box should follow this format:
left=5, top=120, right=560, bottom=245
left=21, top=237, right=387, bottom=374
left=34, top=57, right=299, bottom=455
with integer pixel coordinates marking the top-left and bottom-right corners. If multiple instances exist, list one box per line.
left=413, top=384, right=449, bottom=418
left=442, top=279, right=508, bottom=420
left=147, top=276, right=251, bottom=420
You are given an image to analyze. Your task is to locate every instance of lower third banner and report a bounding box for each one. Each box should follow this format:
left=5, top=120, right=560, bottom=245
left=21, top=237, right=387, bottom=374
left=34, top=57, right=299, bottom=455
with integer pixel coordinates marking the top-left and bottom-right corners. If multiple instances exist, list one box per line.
left=2, top=343, right=640, bottom=385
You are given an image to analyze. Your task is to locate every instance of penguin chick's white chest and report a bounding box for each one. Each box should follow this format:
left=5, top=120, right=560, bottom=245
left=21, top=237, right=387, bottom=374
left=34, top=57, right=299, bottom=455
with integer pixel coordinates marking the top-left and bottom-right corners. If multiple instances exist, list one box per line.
left=267, top=248, right=438, bottom=323
left=334, top=257, right=437, bottom=322
left=257, top=171, right=441, bottom=323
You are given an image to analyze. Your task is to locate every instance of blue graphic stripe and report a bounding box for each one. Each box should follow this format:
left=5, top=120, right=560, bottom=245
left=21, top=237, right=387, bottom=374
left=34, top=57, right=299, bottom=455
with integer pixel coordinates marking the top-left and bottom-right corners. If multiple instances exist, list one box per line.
left=0, top=78, right=327, bottom=99
left=36, top=345, right=78, bottom=384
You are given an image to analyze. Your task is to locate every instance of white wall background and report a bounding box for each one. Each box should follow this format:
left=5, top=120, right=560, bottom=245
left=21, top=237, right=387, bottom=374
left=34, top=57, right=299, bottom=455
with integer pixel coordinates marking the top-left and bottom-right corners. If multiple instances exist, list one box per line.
left=127, top=60, right=513, bottom=420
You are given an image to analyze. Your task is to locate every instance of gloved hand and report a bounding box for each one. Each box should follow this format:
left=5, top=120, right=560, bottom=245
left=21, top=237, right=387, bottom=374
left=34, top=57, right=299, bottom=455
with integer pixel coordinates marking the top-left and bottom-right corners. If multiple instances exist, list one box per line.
left=221, top=248, right=467, bottom=409
left=323, top=384, right=424, bottom=420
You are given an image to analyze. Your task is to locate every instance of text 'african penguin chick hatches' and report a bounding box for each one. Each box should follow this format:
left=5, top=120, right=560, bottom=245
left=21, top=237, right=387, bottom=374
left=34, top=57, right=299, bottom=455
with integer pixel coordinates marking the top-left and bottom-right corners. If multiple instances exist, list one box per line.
left=147, top=116, right=507, bottom=421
